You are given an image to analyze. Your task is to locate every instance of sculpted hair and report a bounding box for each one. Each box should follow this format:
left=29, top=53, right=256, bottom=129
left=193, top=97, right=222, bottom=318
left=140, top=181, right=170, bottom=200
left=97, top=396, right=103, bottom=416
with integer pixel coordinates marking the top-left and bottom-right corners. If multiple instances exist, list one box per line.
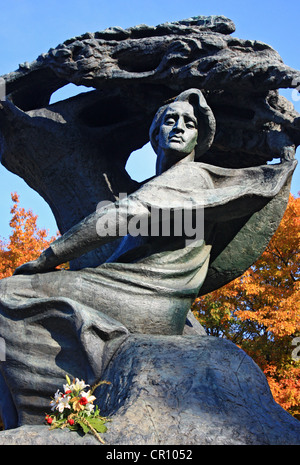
left=149, top=88, right=216, bottom=160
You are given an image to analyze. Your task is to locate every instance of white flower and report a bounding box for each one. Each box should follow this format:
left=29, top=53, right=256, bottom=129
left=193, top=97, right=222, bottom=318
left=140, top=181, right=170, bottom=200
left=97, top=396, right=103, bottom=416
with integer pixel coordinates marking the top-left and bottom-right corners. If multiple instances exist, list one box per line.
left=50, top=389, right=62, bottom=411
left=79, top=390, right=96, bottom=415
left=63, top=383, right=72, bottom=393
left=80, top=390, right=96, bottom=403
left=84, top=403, right=95, bottom=415
left=50, top=389, right=71, bottom=413
left=56, top=395, right=71, bottom=413
left=69, top=378, right=89, bottom=393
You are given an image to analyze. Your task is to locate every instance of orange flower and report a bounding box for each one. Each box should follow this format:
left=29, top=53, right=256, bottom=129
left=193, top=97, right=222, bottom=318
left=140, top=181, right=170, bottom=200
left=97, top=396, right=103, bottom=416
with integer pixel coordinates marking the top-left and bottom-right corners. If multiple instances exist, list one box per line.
left=70, top=397, right=85, bottom=412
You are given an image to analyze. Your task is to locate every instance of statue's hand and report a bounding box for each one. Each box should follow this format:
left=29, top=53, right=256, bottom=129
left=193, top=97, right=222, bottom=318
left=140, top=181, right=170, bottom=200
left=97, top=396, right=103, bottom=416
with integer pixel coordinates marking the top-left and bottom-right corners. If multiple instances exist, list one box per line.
left=13, top=250, right=57, bottom=276
left=13, top=261, right=36, bottom=275
left=13, top=259, right=45, bottom=276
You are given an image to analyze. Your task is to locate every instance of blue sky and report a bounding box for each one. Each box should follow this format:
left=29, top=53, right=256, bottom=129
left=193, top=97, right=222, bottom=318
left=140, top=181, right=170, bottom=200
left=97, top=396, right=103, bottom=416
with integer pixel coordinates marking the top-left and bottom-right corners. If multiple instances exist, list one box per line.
left=0, top=0, right=299, bottom=239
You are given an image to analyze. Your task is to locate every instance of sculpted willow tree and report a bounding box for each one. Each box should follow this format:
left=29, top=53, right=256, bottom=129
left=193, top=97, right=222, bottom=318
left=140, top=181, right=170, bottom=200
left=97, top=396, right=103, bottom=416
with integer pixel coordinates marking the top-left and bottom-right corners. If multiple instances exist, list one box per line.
left=0, top=16, right=300, bottom=445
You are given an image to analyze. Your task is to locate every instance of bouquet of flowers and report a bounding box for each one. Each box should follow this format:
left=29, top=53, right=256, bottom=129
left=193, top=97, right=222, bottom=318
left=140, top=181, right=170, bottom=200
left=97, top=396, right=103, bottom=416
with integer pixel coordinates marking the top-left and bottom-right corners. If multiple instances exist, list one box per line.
left=45, top=375, right=111, bottom=443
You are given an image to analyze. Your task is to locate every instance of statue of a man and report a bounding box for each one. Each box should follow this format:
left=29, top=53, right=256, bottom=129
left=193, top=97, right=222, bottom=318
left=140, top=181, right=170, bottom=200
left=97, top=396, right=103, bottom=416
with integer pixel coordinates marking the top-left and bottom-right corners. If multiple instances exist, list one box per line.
left=0, top=89, right=296, bottom=428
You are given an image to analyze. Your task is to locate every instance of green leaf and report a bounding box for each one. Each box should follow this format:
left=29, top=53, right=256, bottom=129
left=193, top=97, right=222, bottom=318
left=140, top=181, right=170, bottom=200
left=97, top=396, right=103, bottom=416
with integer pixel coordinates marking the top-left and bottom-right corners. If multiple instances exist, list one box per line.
left=87, top=417, right=108, bottom=433
left=49, top=418, right=65, bottom=430
left=67, top=423, right=79, bottom=431
left=66, top=374, right=71, bottom=385
left=77, top=419, right=90, bottom=435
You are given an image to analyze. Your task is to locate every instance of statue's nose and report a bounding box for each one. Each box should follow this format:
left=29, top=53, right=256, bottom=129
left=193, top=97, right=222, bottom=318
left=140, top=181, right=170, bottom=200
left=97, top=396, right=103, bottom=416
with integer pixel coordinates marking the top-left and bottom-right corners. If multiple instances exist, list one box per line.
left=174, top=118, right=185, bottom=132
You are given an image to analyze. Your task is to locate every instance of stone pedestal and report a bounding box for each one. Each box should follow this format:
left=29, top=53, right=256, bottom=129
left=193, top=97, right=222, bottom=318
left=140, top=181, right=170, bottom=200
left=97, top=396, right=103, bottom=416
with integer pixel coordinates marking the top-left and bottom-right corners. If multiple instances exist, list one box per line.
left=0, top=334, right=299, bottom=445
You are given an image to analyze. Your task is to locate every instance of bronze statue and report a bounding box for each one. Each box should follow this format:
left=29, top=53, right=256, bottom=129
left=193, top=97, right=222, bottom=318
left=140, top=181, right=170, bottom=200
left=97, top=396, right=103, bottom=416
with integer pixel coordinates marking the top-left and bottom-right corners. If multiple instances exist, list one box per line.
left=0, top=17, right=299, bottom=443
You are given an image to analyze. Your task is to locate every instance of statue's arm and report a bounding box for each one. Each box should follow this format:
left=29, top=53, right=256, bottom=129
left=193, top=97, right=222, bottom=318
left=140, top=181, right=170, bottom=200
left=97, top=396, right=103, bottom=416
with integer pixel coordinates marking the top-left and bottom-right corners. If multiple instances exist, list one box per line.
left=12, top=159, right=296, bottom=276
left=14, top=197, right=150, bottom=275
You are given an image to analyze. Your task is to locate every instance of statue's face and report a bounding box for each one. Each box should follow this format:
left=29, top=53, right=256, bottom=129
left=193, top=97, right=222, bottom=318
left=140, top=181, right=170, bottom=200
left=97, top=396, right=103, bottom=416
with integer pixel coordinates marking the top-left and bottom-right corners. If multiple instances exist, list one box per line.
left=157, top=101, right=198, bottom=157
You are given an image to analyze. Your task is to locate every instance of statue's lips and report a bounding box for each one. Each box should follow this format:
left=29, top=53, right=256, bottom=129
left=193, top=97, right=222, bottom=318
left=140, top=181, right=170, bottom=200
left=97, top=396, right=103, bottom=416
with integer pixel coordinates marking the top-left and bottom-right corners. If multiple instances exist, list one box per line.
left=168, top=136, right=184, bottom=142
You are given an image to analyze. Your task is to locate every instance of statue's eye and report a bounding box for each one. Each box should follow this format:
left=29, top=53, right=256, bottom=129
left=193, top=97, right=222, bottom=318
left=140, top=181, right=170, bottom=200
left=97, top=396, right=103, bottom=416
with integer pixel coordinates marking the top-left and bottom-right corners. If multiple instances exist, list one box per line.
left=164, top=117, right=176, bottom=125
left=185, top=120, right=197, bottom=129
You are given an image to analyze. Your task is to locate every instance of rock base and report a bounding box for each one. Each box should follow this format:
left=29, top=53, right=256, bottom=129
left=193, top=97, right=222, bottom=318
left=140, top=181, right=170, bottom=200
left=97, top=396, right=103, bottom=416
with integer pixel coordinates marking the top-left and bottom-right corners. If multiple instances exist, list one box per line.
left=0, top=335, right=299, bottom=445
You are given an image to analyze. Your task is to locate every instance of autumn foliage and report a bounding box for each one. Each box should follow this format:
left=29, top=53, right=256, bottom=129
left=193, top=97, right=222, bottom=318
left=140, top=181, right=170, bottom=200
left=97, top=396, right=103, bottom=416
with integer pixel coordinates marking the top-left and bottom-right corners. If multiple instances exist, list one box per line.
left=192, top=194, right=300, bottom=419
left=0, top=193, right=63, bottom=279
